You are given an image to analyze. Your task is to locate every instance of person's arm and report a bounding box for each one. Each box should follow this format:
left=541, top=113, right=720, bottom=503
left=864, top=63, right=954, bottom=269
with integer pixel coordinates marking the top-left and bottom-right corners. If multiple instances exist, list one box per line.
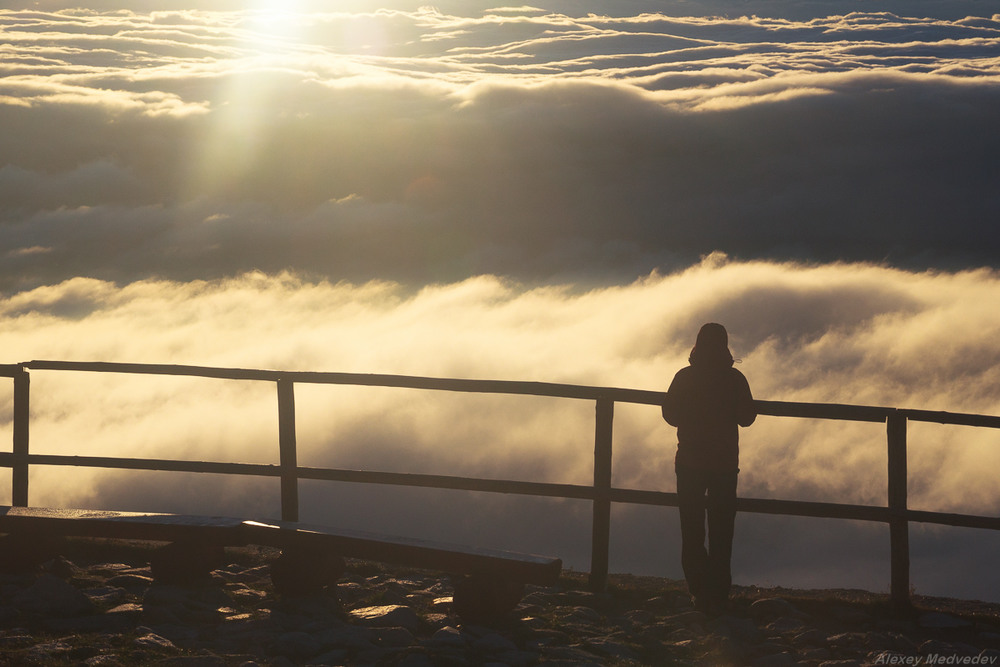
left=662, top=371, right=683, bottom=426
left=735, top=371, right=757, bottom=427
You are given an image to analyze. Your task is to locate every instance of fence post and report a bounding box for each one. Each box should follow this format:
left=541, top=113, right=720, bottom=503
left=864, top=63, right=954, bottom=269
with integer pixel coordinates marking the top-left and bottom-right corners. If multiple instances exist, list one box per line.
left=590, top=397, right=614, bottom=591
left=12, top=366, right=29, bottom=507
left=887, top=411, right=910, bottom=608
left=277, top=378, right=299, bottom=522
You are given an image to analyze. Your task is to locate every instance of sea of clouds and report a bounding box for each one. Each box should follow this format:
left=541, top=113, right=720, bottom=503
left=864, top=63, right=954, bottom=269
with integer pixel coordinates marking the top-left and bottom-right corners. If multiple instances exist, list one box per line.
left=2, top=258, right=999, bottom=599
left=1, top=2, right=999, bottom=600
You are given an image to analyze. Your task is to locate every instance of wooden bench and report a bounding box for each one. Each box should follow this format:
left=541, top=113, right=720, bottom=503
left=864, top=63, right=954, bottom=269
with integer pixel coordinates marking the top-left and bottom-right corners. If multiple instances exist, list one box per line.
left=0, top=506, right=562, bottom=620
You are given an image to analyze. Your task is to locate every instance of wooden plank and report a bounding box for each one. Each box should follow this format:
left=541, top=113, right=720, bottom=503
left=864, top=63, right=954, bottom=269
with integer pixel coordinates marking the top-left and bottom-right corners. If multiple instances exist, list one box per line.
left=607, top=488, right=894, bottom=523
left=24, top=454, right=280, bottom=477
left=739, top=496, right=893, bottom=523
left=24, top=360, right=284, bottom=383
left=0, top=506, right=247, bottom=543
left=295, top=467, right=597, bottom=500
left=906, top=509, right=1000, bottom=531
left=590, top=398, right=613, bottom=592
left=887, top=413, right=910, bottom=608
left=12, top=367, right=29, bottom=507
left=21, top=360, right=663, bottom=405
left=900, top=409, right=1000, bottom=429
left=23, top=361, right=1000, bottom=426
left=755, top=399, right=891, bottom=423
left=277, top=379, right=299, bottom=522
left=0, top=506, right=561, bottom=585
left=241, top=520, right=562, bottom=585
left=23, top=360, right=614, bottom=401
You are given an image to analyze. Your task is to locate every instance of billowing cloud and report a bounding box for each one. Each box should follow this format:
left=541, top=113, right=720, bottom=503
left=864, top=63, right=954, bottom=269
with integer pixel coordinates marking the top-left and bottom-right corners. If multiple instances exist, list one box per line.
left=1, top=6, right=999, bottom=292
left=1, top=257, right=998, bottom=599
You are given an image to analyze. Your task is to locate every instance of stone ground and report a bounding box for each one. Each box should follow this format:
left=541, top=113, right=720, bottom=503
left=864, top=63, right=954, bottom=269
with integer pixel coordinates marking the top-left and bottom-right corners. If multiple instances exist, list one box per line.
left=1, top=538, right=1000, bottom=666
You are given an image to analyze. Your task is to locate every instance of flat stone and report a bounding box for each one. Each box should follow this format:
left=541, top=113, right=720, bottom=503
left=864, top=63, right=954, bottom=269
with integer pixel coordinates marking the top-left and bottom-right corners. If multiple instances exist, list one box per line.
left=228, top=586, right=267, bottom=602
left=430, top=595, right=453, bottom=611
left=350, top=604, right=421, bottom=631
left=85, top=586, right=130, bottom=605
left=133, top=632, right=177, bottom=651
left=105, top=602, right=144, bottom=616
left=90, top=563, right=134, bottom=574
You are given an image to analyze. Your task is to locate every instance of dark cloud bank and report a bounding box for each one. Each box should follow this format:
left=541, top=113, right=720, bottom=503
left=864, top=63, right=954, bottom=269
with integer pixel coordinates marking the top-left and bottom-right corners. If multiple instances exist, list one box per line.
left=1, top=5, right=999, bottom=291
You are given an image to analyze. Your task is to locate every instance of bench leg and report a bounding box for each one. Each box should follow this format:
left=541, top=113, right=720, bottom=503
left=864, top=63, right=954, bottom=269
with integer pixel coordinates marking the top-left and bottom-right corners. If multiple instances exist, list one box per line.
left=452, top=575, right=524, bottom=623
left=149, top=541, right=226, bottom=585
left=270, top=544, right=346, bottom=597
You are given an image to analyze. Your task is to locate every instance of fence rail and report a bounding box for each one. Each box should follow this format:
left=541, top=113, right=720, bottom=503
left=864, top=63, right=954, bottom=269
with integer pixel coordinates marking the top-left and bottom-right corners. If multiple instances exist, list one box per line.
left=3, top=359, right=1000, bottom=606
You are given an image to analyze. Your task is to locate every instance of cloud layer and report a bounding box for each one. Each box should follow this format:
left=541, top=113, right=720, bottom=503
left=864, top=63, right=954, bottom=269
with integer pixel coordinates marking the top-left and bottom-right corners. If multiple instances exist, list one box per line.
left=2, top=257, right=999, bottom=599
left=2, top=6, right=1000, bottom=290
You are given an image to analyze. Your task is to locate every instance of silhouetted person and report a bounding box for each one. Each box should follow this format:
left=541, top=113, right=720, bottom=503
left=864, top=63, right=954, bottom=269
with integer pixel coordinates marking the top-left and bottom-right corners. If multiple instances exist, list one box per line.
left=662, top=322, right=755, bottom=613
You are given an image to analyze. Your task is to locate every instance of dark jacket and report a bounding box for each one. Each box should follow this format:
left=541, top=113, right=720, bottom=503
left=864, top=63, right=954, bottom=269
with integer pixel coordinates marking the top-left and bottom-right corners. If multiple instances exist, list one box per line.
left=662, top=364, right=756, bottom=472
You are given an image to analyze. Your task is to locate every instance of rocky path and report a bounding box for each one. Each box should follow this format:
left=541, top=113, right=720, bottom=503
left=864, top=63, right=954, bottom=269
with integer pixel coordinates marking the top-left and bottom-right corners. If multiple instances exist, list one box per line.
left=1, top=539, right=999, bottom=666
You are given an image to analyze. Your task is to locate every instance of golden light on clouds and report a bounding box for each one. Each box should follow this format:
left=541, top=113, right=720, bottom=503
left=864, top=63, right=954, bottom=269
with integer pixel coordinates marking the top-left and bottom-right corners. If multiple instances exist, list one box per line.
left=1, top=258, right=997, bottom=504
left=1, top=258, right=998, bottom=595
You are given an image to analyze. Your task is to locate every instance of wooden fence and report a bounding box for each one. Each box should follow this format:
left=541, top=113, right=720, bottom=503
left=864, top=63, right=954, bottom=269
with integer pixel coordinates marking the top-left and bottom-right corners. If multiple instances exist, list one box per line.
left=2, top=360, right=1000, bottom=606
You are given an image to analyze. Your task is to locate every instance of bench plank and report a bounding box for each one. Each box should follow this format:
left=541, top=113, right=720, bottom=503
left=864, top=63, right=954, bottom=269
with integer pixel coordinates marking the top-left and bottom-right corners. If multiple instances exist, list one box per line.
left=0, top=506, right=246, bottom=543
left=0, top=506, right=561, bottom=585
left=242, top=520, right=562, bottom=585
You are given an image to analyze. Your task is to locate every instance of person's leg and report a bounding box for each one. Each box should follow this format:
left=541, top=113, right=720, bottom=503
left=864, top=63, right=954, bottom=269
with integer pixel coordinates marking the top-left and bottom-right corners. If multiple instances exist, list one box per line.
left=676, top=465, right=709, bottom=604
left=705, top=469, right=739, bottom=607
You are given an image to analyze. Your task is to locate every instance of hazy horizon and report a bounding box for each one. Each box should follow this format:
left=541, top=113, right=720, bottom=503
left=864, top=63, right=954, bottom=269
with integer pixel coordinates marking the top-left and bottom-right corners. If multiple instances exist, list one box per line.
left=1, top=1, right=999, bottom=602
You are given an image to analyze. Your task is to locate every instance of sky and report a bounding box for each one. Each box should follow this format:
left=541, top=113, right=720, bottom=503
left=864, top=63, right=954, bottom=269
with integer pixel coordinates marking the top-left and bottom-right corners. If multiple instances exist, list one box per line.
left=1, top=1, right=999, bottom=601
